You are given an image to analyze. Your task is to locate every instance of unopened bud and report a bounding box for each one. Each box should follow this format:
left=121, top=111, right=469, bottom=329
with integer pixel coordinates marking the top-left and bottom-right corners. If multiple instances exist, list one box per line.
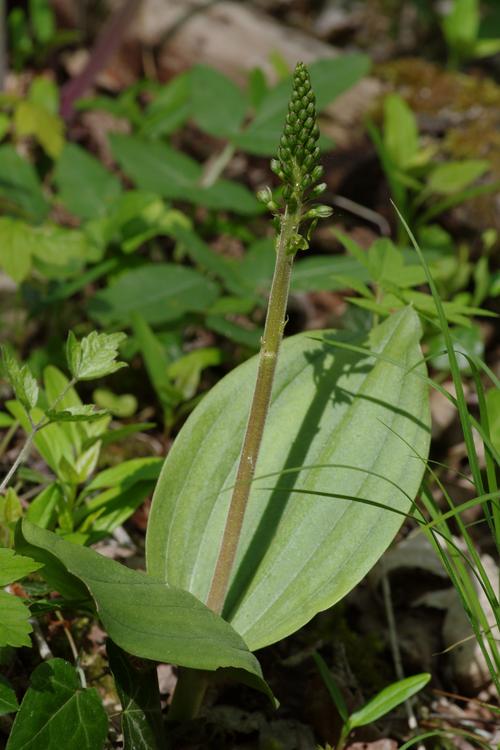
left=305, top=204, right=333, bottom=219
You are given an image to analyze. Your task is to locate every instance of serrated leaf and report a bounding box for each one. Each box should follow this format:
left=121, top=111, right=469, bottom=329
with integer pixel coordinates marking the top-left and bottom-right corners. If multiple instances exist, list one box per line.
left=1, top=346, right=39, bottom=411
left=16, top=520, right=273, bottom=699
left=348, top=673, right=431, bottom=729
left=0, top=591, right=32, bottom=648
left=146, top=308, right=430, bottom=650
left=6, top=658, right=108, bottom=750
left=66, top=330, right=127, bottom=381
left=0, top=548, right=43, bottom=586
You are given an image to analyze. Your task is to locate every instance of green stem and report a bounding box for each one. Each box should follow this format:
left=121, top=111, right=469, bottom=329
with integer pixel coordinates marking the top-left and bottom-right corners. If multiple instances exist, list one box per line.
left=0, top=428, right=38, bottom=494
left=0, top=377, right=77, bottom=495
left=167, top=669, right=209, bottom=722
left=206, top=205, right=301, bottom=615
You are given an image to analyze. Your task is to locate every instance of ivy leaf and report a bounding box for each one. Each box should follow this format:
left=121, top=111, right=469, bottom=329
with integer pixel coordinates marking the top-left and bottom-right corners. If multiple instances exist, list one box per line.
left=0, top=346, right=39, bottom=411
left=107, top=640, right=165, bottom=750
left=6, top=659, right=108, bottom=750
left=66, top=331, right=127, bottom=381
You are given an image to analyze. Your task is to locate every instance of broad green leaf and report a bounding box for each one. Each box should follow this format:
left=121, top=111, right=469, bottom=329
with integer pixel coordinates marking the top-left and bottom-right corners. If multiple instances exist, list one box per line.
left=146, top=308, right=430, bottom=650
left=66, top=330, right=127, bottom=381
left=92, top=389, right=137, bottom=417
left=234, top=54, right=370, bottom=155
left=26, top=483, right=62, bottom=529
left=0, top=218, right=32, bottom=281
left=426, top=160, right=490, bottom=195
left=29, top=223, right=93, bottom=278
left=28, top=76, right=59, bottom=114
left=0, top=548, right=43, bottom=585
left=76, top=483, right=155, bottom=540
left=0, top=217, right=92, bottom=282
left=6, top=400, right=75, bottom=475
left=16, top=520, right=271, bottom=690
left=348, top=673, right=431, bottom=729
left=110, top=134, right=259, bottom=214
left=29, top=0, right=56, bottom=44
left=0, top=676, right=18, bottom=715
left=6, top=658, right=108, bottom=750
left=205, top=315, right=262, bottom=349
left=0, top=489, right=23, bottom=545
left=427, top=325, right=484, bottom=373
left=167, top=347, right=222, bottom=400
left=88, top=263, right=219, bottom=325
left=1, top=347, right=39, bottom=411
left=442, top=0, right=479, bottom=55
left=46, top=405, right=107, bottom=423
left=108, top=640, right=165, bottom=750
left=0, top=145, right=48, bottom=222
left=14, top=100, right=64, bottom=158
left=0, top=591, right=32, bottom=648
left=171, top=226, right=249, bottom=296
left=89, top=190, right=189, bottom=253
left=190, top=65, right=247, bottom=137
left=44, top=364, right=87, bottom=454
left=383, top=94, right=419, bottom=170
left=82, top=457, right=163, bottom=494
left=54, top=143, right=122, bottom=220
left=141, top=73, right=191, bottom=138
left=292, top=255, right=371, bottom=292
left=0, top=411, right=14, bottom=427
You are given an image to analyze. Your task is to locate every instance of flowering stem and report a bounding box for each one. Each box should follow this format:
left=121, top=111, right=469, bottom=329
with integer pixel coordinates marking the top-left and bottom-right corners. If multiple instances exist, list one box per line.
left=206, top=204, right=301, bottom=614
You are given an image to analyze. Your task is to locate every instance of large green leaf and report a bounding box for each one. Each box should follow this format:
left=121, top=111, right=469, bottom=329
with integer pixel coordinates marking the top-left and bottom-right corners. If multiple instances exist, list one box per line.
left=146, top=308, right=430, bottom=650
left=190, top=65, right=247, bottom=137
left=88, top=263, right=220, bottom=325
left=0, top=145, right=49, bottom=222
left=54, top=143, right=122, bottom=220
left=16, top=520, right=270, bottom=686
left=6, top=658, right=108, bottom=750
left=110, top=134, right=259, bottom=214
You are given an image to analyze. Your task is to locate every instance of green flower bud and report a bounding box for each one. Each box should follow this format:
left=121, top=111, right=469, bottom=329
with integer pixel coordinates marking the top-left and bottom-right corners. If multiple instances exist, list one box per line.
left=305, top=204, right=333, bottom=219
left=257, top=187, right=273, bottom=205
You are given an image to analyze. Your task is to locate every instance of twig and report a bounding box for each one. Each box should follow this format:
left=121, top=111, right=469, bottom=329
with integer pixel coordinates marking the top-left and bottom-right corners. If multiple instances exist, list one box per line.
left=60, top=0, right=142, bottom=121
left=380, top=561, right=424, bottom=748
left=331, top=195, right=391, bottom=236
left=56, top=611, right=86, bottom=688
left=30, top=618, right=53, bottom=661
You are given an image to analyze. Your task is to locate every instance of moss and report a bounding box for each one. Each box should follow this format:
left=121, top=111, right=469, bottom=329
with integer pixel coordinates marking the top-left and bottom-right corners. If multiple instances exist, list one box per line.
left=375, top=58, right=500, bottom=231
